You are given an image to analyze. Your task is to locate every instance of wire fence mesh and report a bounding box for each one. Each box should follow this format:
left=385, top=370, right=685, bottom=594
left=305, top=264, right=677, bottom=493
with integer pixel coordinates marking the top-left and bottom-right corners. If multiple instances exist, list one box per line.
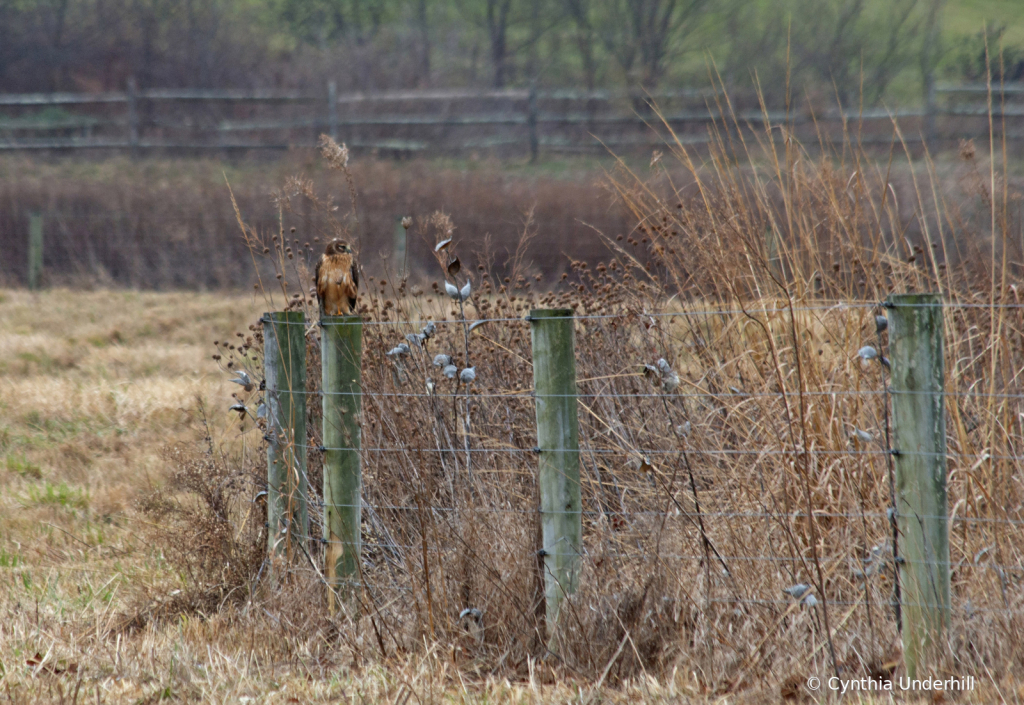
left=206, top=292, right=1024, bottom=680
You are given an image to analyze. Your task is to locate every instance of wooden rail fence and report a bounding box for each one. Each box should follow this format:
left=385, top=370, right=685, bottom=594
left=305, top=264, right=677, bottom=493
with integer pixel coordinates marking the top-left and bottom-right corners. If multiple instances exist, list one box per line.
left=0, top=83, right=1022, bottom=158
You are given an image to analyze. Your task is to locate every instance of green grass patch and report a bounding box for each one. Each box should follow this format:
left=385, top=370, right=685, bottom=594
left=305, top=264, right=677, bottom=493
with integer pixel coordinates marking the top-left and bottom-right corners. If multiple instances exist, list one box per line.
left=4, top=454, right=41, bottom=480
left=943, top=0, right=1024, bottom=47
left=25, top=481, right=89, bottom=510
left=19, top=411, right=103, bottom=447
left=0, top=547, right=22, bottom=568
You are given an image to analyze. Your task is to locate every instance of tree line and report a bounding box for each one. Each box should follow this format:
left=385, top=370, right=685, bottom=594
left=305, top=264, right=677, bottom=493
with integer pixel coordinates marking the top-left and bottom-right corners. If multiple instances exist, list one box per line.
left=0, top=0, right=1020, bottom=106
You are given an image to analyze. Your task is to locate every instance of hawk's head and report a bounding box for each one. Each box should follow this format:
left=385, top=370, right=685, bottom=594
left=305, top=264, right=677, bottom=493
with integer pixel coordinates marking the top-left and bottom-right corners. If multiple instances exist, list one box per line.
left=324, top=239, right=352, bottom=255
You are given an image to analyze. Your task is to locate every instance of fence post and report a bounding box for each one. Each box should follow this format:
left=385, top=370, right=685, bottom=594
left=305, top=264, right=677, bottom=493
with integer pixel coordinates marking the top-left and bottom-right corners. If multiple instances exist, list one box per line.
left=263, top=311, right=309, bottom=562
left=127, top=78, right=140, bottom=158
left=527, top=83, right=539, bottom=163
left=321, top=315, right=362, bottom=612
left=27, top=212, right=43, bottom=291
left=529, top=308, right=580, bottom=649
left=925, top=75, right=937, bottom=151
left=328, top=80, right=339, bottom=142
left=887, top=293, right=949, bottom=680
left=393, top=217, right=408, bottom=276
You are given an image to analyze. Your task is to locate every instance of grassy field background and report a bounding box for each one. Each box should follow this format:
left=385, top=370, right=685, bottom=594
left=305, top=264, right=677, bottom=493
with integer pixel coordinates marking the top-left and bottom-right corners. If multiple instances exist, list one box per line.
left=944, top=0, right=1024, bottom=46
left=0, top=287, right=1018, bottom=703
left=0, top=290, right=707, bottom=704
left=2, top=115, right=1024, bottom=702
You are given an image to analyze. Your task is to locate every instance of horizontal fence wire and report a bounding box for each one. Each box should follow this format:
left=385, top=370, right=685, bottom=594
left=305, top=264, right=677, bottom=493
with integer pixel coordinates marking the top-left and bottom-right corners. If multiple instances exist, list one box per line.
left=281, top=499, right=1024, bottom=526
left=703, top=599, right=1015, bottom=614
left=291, top=389, right=1022, bottom=399
left=289, top=442, right=1024, bottom=461
left=249, top=382, right=1024, bottom=399
left=248, top=293, right=1024, bottom=656
left=281, top=534, right=1024, bottom=571
left=265, top=300, right=1024, bottom=325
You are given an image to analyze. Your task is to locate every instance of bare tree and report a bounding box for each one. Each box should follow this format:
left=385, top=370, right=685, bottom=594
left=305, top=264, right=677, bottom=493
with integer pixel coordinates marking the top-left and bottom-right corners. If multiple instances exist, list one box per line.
left=562, top=0, right=598, bottom=90
left=592, top=0, right=714, bottom=90
left=718, top=0, right=788, bottom=96
left=790, top=0, right=929, bottom=106
left=456, top=0, right=557, bottom=88
left=486, top=0, right=514, bottom=87
left=417, top=0, right=431, bottom=86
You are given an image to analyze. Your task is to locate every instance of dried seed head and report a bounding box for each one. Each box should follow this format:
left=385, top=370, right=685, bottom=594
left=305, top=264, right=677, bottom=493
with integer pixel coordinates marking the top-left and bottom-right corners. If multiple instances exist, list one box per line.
left=783, top=583, right=811, bottom=599
left=318, top=135, right=350, bottom=169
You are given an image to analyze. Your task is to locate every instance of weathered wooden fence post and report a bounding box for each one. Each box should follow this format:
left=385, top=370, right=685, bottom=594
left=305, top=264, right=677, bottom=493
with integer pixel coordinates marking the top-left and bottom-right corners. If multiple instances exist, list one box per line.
left=529, top=308, right=581, bottom=650
left=327, top=80, right=339, bottom=142
left=321, top=315, right=362, bottom=612
left=263, top=311, right=309, bottom=562
left=27, top=212, right=43, bottom=291
left=888, top=293, right=950, bottom=679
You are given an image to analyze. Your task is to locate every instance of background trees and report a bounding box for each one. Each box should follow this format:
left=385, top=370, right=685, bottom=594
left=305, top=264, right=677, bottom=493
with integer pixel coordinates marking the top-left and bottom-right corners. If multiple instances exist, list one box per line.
left=0, top=0, right=1019, bottom=105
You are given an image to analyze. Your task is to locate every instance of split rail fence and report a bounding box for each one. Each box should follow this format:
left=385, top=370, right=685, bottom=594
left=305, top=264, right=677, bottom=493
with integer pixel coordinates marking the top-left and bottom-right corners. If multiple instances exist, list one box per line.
left=251, top=294, right=1023, bottom=678
left=1, top=82, right=1023, bottom=158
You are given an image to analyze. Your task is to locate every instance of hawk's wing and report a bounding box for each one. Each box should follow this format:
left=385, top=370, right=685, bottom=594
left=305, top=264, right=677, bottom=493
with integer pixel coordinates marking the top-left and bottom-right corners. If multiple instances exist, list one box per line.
left=348, top=258, right=359, bottom=310
left=315, top=254, right=327, bottom=302
left=315, top=254, right=323, bottom=308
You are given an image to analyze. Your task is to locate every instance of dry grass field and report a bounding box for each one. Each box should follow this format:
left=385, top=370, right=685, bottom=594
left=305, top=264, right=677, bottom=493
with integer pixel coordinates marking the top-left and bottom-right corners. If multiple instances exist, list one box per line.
left=3, top=119, right=1024, bottom=703
left=0, top=289, right=820, bottom=703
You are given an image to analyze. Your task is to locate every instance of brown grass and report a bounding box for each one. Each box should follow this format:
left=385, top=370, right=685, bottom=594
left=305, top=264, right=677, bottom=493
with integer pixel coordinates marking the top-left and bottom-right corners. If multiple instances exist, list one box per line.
left=0, top=154, right=627, bottom=290
left=1, top=115, right=1023, bottom=703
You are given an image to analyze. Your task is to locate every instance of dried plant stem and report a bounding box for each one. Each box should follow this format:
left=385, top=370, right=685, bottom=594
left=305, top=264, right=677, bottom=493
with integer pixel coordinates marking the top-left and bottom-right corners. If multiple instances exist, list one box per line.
left=786, top=296, right=839, bottom=680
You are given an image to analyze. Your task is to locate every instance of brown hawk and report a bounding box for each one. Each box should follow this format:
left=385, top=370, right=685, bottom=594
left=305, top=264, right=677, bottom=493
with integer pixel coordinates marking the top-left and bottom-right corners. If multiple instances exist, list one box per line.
left=315, top=239, right=359, bottom=317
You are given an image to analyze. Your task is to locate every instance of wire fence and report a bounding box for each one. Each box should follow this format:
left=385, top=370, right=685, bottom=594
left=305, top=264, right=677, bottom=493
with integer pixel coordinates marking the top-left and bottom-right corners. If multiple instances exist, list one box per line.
left=208, top=292, right=1024, bottom=683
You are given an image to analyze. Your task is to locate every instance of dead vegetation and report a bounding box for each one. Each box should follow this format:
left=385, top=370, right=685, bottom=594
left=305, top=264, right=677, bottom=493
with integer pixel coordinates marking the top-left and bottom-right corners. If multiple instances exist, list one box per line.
left=1, top=111, right=1023, bottom=702
left=0, top=154, right=625, bottom=290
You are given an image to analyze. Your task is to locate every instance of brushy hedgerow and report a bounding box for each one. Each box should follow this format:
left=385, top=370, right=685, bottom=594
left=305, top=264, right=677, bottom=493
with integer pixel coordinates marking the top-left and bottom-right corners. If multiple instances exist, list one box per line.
left=147, top=111, right=1023, bottom=701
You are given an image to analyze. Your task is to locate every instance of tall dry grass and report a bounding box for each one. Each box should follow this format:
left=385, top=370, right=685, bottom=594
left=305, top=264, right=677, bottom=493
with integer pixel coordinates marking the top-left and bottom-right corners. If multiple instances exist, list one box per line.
left=144, top=111, right=1024, bottom=700
left=2, top=103, right=1022, bottom=701
left=0, top=155, right=625, bottom=290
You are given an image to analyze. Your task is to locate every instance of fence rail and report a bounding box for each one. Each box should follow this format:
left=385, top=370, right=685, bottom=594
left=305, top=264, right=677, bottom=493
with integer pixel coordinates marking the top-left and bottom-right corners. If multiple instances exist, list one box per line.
left=1, top=82, right=1022, bottom=157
